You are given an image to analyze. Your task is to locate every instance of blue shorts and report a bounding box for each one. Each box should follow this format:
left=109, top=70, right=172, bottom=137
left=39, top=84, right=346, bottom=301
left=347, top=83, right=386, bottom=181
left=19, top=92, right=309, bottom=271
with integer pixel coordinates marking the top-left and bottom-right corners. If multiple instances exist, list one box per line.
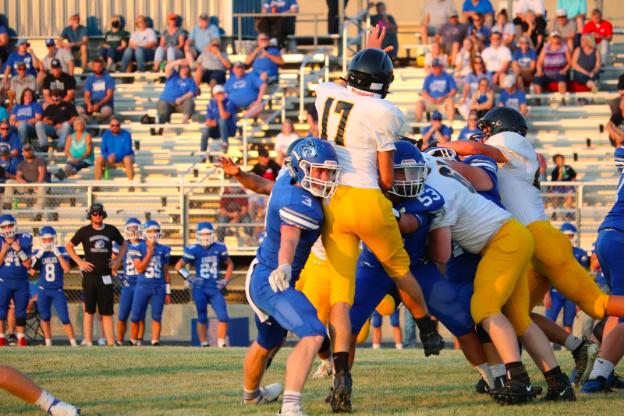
left=248, top=262, right=326, bottom=350
left=131, top=285, right=166, bottom=323
left=596, top=229, right=624, bottom=323
left=545, top=290, right=577, bottom=327
left=193, top=285, right=229, bottom=324
left=372, top=308, right=400, bottom=328
left=118, top=284, right=136, bottom=322
left=533, top=73, right=568, bottom=86
left=37, top=287, right=71, bottom=324
left=0, top=279, right=30, bottom=321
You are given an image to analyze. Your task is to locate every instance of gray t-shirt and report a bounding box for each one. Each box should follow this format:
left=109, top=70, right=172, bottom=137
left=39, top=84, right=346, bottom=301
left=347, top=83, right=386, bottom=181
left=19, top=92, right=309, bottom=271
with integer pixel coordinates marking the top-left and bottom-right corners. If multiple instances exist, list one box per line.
left=549, top=19, right=577, bottom=38
left=60, top=25, right=88, bottom=52
left=161, top=27, right=185, bottom=48
left=197, top=51, right=229, bottom=71
left=424, top=0, right=457, bottom=28
left=17, top=156, right=47, bottom=183
left=9, top=75, right=36, bottom=103
left=42, top=48, right=74, bottom=73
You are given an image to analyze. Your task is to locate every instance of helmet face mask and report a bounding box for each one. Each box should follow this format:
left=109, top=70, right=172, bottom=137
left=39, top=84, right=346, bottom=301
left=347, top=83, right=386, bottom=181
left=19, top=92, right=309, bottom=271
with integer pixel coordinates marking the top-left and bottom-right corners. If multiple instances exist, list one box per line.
left=559, top=223, right=578, bottom=246
left=143, top=221, right=162, bottom=243
left=424, top=147, right=461, bottom=161
left=39, top=226, right=57, bottom=251
left=288, top=138, right=341, bottom=199
left=297, top=159, right=340, bottom=198
left=196, top=222, right=215, bottom=246
left=125, top=224, right=143, bottom=240
left=389, top=161, right=427, bottom=198
left=0, top=215, right=17, bottom=238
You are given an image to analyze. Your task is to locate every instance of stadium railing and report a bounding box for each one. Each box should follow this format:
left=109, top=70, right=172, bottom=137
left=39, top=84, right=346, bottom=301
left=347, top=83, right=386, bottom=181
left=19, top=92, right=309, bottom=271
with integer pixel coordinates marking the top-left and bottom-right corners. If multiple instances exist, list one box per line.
left=242, top=87, right=286, bottom=166
left=232, top=12, right=324, bottom=51
left=299, top=47, right=330, bottom=122
left=342, top=9, right=371, bottom=73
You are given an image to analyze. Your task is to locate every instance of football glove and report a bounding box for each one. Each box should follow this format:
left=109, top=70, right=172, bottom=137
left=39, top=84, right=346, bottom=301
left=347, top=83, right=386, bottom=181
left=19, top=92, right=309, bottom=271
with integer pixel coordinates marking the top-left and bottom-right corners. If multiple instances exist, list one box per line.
left=36, top=249, right=46, bottom=259
left=216, top=279, right=229, bottom=290
left=269, top=264, right=292, bottom=292
left=420, top=331, right=445, bottom=357
left=392, top=208, right=401, bottom=222
left=52, top=247, right=62, bottom=257
left=115, top=274, right=130, bottom=287
left=187, top=276, right=203, bottom=287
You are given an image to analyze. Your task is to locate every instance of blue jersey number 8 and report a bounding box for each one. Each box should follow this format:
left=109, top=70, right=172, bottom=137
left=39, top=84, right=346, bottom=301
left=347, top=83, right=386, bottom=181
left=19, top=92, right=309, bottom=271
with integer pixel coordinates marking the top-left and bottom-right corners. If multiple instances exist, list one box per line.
left=45, top=263, right=56, bottom=282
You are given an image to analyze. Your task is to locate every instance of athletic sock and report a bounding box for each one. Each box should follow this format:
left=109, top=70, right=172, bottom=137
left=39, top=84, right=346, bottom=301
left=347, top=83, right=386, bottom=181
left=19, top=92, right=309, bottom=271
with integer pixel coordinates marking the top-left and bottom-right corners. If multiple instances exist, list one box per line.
left=69, top=339, right=77, bottom=347
left=333, top=352, right=349, bottom=374
left=17, top=333, right=25, bottom=340
left=543, top=366, right=563, bottom=389
left=372, top=344, right=381, bottom=349
left=565, top=334, right=584, bottom=353
left=218, top=339, right=226, bottom=348
left=476, top=362, right=496, bottom=388
left=0, top=333, right=5, bottom=338
left=505, top=362, right=527, bottom=382
left=243, top=387, right=260, bottom=404
left=489, top=364, right=507, bottom=379
left=130, top=339, right=137, bottom=345
left=35, top=390, right=55, bottom=412
left=151, top=340, right=159, bottom=345
left=281, top=390, right=301, bottom=413
left=45, top=339, right=52, bottom=347
left=395, top=344, right=403, bottom=350
left=588, top=358, right=615, bottom=380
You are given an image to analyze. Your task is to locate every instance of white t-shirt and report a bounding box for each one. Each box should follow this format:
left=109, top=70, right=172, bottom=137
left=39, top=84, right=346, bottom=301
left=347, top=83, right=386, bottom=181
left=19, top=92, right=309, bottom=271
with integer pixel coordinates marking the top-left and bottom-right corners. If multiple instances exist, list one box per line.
left=515, top=0, right=545, bottom=16
left=274, top=132, right=300, bottom=154
left=455, top=49, right=472, bottom=77
left=482, top=45, right=512, bottom=73
left=423, top=0, right=457, bottom=28
left=314, top=82, right=403, bottom=189
left=425, top=53, right=450, bottom=70
left=492, top=22, right=516, bottom=38
left=486, top=132, right=549, bottom=226
left=130, top=28, right=157, bottom=47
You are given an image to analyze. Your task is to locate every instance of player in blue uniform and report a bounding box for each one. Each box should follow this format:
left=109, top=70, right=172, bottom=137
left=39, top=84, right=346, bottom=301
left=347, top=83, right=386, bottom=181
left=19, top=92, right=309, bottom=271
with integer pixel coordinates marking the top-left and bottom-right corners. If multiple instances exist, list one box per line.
left=581, top=146, right=624, bottom=394
left=0, top=214, right=33, bottom=346
left=175, top=222, right=234, bottom=347
left=371, top=308, right=402, bottom=350
left=113, top=218, right=144, bottom=346
left=242, top=138, right=340, bottom=415
left=128, top=220, right=171, bottom=346
left=544, top=223, right=589, bottom=335
left=29, top=226, right=76, bottom=347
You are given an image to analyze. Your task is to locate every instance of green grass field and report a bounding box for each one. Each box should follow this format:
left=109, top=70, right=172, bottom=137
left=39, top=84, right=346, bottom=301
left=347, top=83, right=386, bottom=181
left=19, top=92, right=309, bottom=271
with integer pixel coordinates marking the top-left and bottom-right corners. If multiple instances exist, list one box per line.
left=0, top=347, right=623, bottom=415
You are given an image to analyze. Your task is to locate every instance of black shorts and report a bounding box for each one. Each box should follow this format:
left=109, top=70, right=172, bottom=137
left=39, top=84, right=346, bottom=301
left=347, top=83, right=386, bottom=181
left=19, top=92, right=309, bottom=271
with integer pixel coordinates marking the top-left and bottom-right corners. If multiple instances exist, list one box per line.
left=82, top=275, right=114, bottom=315
left=200, top=69, right=227, bottom=85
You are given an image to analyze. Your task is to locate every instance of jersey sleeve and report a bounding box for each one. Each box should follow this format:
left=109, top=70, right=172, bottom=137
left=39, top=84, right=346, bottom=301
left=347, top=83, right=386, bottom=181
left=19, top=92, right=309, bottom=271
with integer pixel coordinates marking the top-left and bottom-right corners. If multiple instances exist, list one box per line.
left=218, top=243, right=229, bottom=262
left=20, top=233, right=33, bottom=255
left=70, top=227, right=84, bottom=247
left=373, top=107, right=403, bottom=151
left=279, top=201, right=323, bottom=231
left=162, top=246, right=172, bottom=262
left=465, top=155, right=499, bottom=187
left=430, top=200, right=456, bottom=230
left=128, top=243, right=143, bottom=261
left=182, top=245, right=196, bottom=264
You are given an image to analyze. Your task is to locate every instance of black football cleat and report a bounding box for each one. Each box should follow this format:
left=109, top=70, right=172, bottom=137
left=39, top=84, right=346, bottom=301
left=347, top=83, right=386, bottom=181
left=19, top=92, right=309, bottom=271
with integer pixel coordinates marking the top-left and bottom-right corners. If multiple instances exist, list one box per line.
left=331, top=371, right=352, bottom=413
left=572, top=338, right=599, bottom=387
left=476, top=378, right=490, bottom=394
left=490, top=366, right=537, bottom=405
left=542, top=373, right=576, bottom=402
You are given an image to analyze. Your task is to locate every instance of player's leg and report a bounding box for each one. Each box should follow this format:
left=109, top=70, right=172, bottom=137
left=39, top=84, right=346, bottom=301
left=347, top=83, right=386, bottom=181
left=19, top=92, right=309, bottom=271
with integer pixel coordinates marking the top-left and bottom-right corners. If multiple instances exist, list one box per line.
left=209, top=289, right=229, bottom=347
left=0, top=279, right=12, bottom=345
left=390, top=309, right=403, bottom=349
left=544, top=291, right=565, bottom=324
left=371, top=311, right=383, bottom=349
left=37, top=288, right=54, bottom=346
left=82, top=278, right=97, bottom=345
left=12, top=280, right=30, bottom=345
left=52, top=289, right=76, bottom=346
left=562, top=299, right=577, bottom=334
left=192, top=286, right=210, bottom=346
left=117, top=285, right=135, bottom=344
left=130, top=287, right=150, bottom=343
left=581, top=322, right=624, bottom=394
left=150, top=286, right=167, bottom=344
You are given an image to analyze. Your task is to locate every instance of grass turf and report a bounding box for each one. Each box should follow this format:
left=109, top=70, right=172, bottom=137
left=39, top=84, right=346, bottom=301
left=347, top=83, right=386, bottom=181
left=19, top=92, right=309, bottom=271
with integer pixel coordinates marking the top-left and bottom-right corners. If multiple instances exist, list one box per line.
left=0, top=347, right=622, bottom=415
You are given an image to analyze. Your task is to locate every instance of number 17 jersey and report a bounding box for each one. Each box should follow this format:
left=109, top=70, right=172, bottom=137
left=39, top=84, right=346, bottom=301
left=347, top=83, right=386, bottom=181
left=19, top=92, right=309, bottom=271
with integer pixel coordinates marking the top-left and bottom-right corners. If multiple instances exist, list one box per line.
left=314, top=82, right=404, bottom=189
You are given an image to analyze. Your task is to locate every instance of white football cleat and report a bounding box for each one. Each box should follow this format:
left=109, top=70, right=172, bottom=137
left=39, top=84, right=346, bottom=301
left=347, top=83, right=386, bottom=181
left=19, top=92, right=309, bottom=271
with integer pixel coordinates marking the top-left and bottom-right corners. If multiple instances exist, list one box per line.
left=312, top=361, right=332, bottom=379
left=48, top=399, right=80, bottom=416
left=258, top=383, right=283, bottom=404
left=97, top=338, right=106, bottom=346
left=278, top=404, right=308, bottom=415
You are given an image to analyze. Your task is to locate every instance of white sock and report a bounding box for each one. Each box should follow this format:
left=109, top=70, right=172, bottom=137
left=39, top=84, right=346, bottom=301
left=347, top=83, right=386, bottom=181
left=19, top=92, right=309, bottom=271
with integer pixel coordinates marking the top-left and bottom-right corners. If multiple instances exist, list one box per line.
left=69, top=339, right=77, bottom=347
left=0, top=333, right=5, bottom=338
left=130, top=339, right=137, bottom=345
left=17, top=333, right=25, bottom=339
left=489, top=364, right=507, bottom=379
left=218, top=339, right=226, bottom=348
left=151, top=340, right=159, bottom=345
left=372, top=344, right=381, bottom=349
left=243, top=387, right=260, bottom=403
left=45, top=339, right=52, bottom=347
left=476, top=362, right=496, bottom=388
left=35, top=390, right=55, bottom=412
left=281, top=390, right=301, bottom=413
left=86, top=342, right=93, bottom=347
left=395, top=344, right=403, bottom=350
left=564, top=334, right=583, bottom=352
left=201, top=342, right=209, bottom=346
left=588, top=358, right=615, bottom=380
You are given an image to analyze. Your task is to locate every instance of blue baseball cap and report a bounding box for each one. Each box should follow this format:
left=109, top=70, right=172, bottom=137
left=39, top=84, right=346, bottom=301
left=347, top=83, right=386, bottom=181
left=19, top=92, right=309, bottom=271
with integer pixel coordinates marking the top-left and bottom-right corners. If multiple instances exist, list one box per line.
left=45, top=38, right=56, bottom=47
left=431, top=58, right=443, bottom=67
left=16, top=39, right=29, bottom=46
left=431, top=110, right=443, bottom=120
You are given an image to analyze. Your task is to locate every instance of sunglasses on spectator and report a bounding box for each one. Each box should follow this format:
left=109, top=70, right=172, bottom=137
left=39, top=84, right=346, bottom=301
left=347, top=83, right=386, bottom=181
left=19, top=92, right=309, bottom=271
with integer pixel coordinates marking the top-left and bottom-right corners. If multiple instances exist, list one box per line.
left=90, top=212, right=104, bottom=217
left=24, top=147, right=34, bottom=151
left=520, top=41, right=529, bottom=44
left=258, top=37, right=269, bottom=41
left=0, top=127, right=8, bottom=131
left=110, top=123, right=120, bottom=127
left=52, top=97, right=61, bottom=101
left=469, top=118, right=478, bottom=121
left=17, top=67, right=26, bottom=70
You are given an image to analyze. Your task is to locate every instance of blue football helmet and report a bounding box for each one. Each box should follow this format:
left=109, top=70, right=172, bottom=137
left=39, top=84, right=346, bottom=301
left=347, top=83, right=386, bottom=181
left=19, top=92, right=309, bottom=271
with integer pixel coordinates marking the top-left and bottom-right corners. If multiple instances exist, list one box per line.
left=560, top=222, right=578, bottom=246
left=0, top=214, right=17, bottom=238
left=124, top=218, right=143, bottom=240
left=389, top=141, right=427, bottom=198
left=196, top=222, right=215, bottom=246
left=39, top=226, right=58, bottom=251
left=424, top=146, right=461, bottom=162
left=615, top=146, right=624, bottom=173
left=287, top=137, right=341, bottom=198
left=143, top=220, right=162, bottom=243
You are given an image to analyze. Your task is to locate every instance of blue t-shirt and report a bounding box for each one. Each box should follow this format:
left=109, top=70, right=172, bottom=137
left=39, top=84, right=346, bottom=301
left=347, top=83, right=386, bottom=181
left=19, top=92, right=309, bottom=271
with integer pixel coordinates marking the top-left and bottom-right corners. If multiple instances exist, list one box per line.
left=100, top=129, right=134, bottom=162
left=462, top=0, right=495, bottom=15
left=468, top=25, right=491, bottom=47
left=0, top=233, right=33, bottom=280
left=256, top=172, right=323, bottom=279
left=0, top=157, right=18, bottom=177
left=60, top=25, right=88, bottom=52
left=182, top=242, right=229, bottom=290
left=11, top=103, right=43, bottom=122
left=465, top=71, right=491, bottom=94
left=422, top=72, right=457, bottom=98
left=252, top=47, right=282, bottom=78
left=224, top=72, right=265, bottom=108
left=0, top=132, right=22, bottom=159
left=512, top=48, right=538, bottom=69
left=423, top=124, right=453, bottom=145
left=499, top=89, right=527, bottom=111
left=190, top=24, right=220, bottom=53
left=159, top=70, right=197, bottom=103
left=458, top=126, right=481, bottom=140
left=113, top=240, right=139, bottom=285
left=0, top=106, right=8, bottom=121
left=6, top=52, right=37, bottom=77
left=206, top=98, right=237, bottom=127
left=85, top=73, right=116, bottom=107
left=33, top=247, right=71, bottom=290
left=128, top=240, right=171, bottom=288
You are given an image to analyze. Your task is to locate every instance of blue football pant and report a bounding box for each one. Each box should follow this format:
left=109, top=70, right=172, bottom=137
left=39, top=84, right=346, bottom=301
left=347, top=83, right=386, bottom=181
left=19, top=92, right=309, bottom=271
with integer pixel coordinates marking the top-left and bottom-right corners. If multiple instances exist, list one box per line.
left=37, top=287, right=71, bottom=324
left=193, top=286, right=229, bottom=324
left=0, top=279, right=30, bottom=321
left=118, top=285, right=136, bottom=322
left=131, top=285, right=166, bottom=323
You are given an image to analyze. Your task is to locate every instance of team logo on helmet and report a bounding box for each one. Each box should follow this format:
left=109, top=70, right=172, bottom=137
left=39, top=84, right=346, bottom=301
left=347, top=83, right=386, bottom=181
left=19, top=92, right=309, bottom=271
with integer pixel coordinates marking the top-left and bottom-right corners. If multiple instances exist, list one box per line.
left=300, top=140, right=318, bottom=158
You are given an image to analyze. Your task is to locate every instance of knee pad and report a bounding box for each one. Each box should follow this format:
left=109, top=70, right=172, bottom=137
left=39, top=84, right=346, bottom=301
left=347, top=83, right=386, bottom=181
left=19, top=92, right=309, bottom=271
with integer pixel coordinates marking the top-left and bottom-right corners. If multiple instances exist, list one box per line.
left=372, top=312, right=383, bottom=328
left=389, top=310, right=400, bottom=327
left=15, top=318, right=26, bottom=327
left=40, top=310, right=52, bottom=322
left=592, top=316, right=608, bottom=343
left=476, top=324, right=493, bottom=344
left=197, top=313, right=208, bottom=325
left=318, top=334, right=331, bottom=354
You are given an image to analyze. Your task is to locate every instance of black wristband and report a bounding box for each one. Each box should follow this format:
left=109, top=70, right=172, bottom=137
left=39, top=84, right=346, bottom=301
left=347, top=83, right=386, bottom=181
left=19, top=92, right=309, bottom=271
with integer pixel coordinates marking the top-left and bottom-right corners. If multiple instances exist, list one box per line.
left=414, top=314, right=436, bottom=333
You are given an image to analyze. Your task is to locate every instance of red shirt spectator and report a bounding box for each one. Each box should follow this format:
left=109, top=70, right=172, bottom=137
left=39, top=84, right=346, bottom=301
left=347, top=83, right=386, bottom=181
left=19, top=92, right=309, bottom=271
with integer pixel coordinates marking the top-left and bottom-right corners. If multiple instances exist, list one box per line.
left=220, top=187, right=248, bottom=213
left=583, top=19, right=612, bottom=45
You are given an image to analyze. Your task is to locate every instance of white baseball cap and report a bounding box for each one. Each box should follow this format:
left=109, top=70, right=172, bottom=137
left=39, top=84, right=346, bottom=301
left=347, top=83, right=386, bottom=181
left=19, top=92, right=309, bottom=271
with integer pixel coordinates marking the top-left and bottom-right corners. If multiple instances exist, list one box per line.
left=212, top=84, right=225, bottom=94
left=502, top=74, right=516, bottom=88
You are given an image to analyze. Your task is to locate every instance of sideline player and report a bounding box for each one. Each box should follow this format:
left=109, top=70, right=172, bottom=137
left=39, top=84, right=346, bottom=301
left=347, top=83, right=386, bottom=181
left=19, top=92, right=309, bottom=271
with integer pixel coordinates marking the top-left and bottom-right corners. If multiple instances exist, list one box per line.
left=175, top=222, right=234, bottom=347
left=128, top=220, right=171, bottom=346
left=30, top=226, right=77, bottom=347
left=0, top=214, right=33, bottom=346
left=371, top=309, right=402, bottom=350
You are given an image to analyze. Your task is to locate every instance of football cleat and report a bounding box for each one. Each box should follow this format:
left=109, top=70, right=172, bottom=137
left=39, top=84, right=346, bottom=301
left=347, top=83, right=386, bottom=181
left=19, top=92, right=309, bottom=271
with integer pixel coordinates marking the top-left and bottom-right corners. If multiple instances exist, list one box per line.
left=312, top=360, right=333, bottom=379
left=257, top=383, right=283, bottom=404
left=278, top=404, right=308, bottom=415
left=475, top=378, right=490, bottom=394
left=0, top=337, right=6, bottom=346
left=580, top=376, right=613, bottom=395
left=97, top=338, right=107, bottom=346
left=18, top=337, right=27, bottom=347
left=7, top=333, right=17, bottom=345
left=151, top=341, right=160, bottom=346
left=572, top=338, right=600, bottom=387
left=541, top=373, right=576, bottom=402
left=331, top=371, right=352, bottom=413
left=47, top=399, right=80, bottom=416
left=607, top=371, right=624, bottom=389
left=490, top=367, right=536, bottom=405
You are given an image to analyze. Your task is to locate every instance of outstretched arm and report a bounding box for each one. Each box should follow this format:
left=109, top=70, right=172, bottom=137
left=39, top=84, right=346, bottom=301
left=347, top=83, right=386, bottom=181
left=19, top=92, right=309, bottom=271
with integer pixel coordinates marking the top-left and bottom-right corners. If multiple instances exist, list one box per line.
left=366, top=24, right=394, bottom=54
left=446, top=160, right=495, bottom=192
left=438, top=140, right=508, bottom=163
left=214, top=156, right=276, bottom=195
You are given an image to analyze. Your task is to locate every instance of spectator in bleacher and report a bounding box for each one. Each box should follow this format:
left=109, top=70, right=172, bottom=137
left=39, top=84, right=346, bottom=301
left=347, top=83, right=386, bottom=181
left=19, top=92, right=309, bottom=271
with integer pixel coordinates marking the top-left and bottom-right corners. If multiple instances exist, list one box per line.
left=582, top=9, right=612, bottom=65
left=217, top=180, right=252, bottom=242
left=244, top=33, right=284, bottom=84
left=307, top=101, right=319, bottom=136
left=369, top=2, right=399, bottom=60
left=37, top=38, right=74, bottom=92
left=512, top=35, right=537, bottom=89
left=0, top=105, right=7, bottom=123
left=572, top=34, right=601, bottom=93
left=5, top=143, right=48, bottom=211
left=7, top=62, right=36, bottom=114
left=200, top=84, right=237, bottom=154
left=156, top=59, right=197, bottom=125
left=482, top=31, right=512, bottom=86
left=454, top=38, right=475, bottom=87
left=421, top=0, right=458, bottom=46
left=608, top=73, right=623, bottom=116
left=468, top=77, right=494, bottom=118
left=533, top=32, right=571, bottom=95
left=42, top=59, right=76, bottom=108
left=259, top=0, right=298, bottom=50
left=538, top=153, right=547, bottom=182
left=436, top=11, right=467, bottom=66
left=420, top=110, right=453, bottom=149
left=424, top=41, right=449, bottom=76
left=0, top=22, right=8, bottom=67
left=0, top=144, right=18, bottom=184
left=224, top=61, right=267, bottom=119
left=99, top=15, right=128, bottom=72
left=458, top=110, right=481, bottom=140
left=0, top=119, right=22, bottom=159
left=153, top=14, right=186, bottom=72
left=120, top=16, right=158, bottom=73
left=522, top=10, right=547, bottom=52
left=467, top=12, right=490, bottom=52
left=550, top=153, right=577, bottom=220
left=274, top=119, right=299, bottom=166
left=499, top=74, right=528, bottom=117
left=556, top=0, right=586, bottom=34
left=9, top=89, right=42, bottom=145
left=459, top=56, right=490, bottom=119
left=76, top=59, right=115, bottom=123
left=514, top=0, right=546, bottom=35
left=95, top=118, right=135, bottom=181
left=251, top=147, right=281, bottom=179
left=58, top=12, right=88, bottom=71
left=549, top=9, right=577, bottom=51
left=607, top=97, right=624, bottom=147
left=415, top=58, right=457, bottom=124
left=492, top=10, right=517, bottom=51
left=194, top=38, right=231, bottom=89
left=4, top=39, right=39, bottom=82
left=462, top=0, right=494, bottom=26
left=35, top=89, right=77, bottom=152
left=55, top=117, right=93, bottom=181
left=185, top=13, right=221, bottom=67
